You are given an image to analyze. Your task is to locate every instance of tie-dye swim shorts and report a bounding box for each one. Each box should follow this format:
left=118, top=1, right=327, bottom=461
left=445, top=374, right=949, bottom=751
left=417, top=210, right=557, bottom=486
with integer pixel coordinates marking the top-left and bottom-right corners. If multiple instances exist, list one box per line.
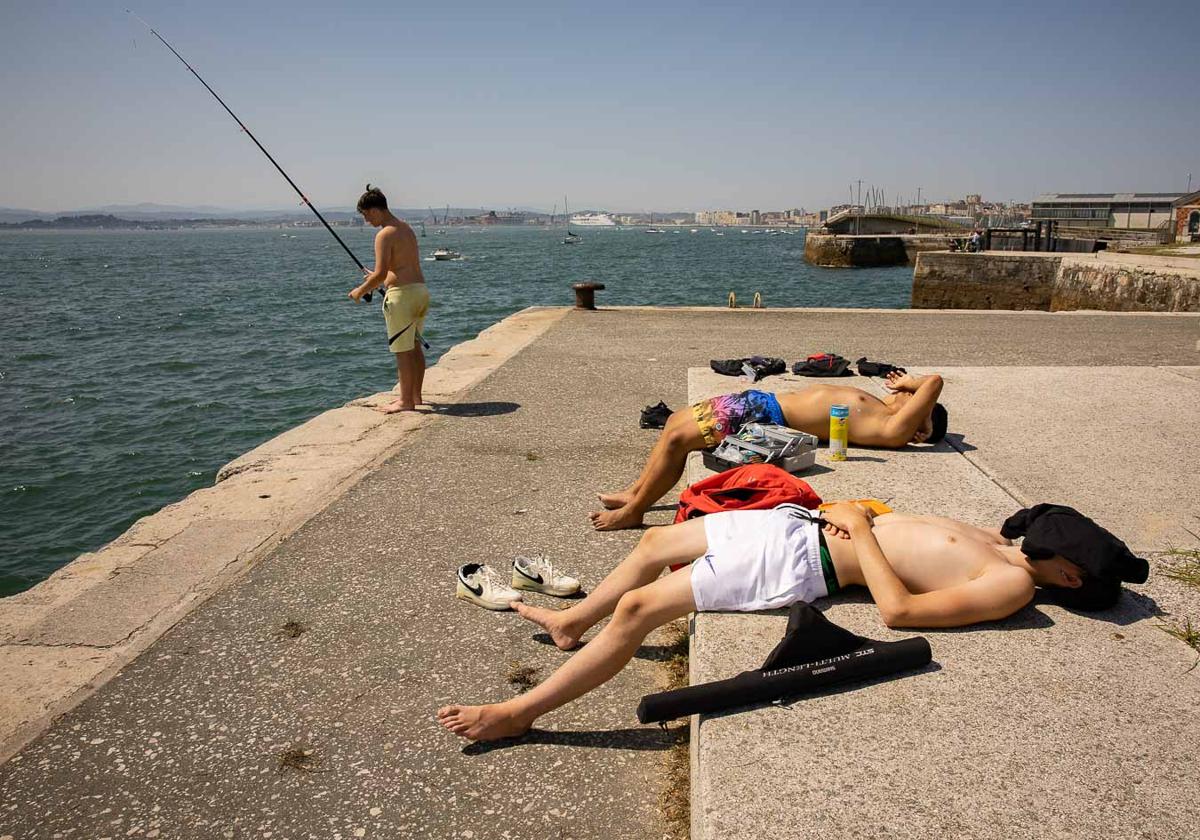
left=691, top=389, right=786, bottom=447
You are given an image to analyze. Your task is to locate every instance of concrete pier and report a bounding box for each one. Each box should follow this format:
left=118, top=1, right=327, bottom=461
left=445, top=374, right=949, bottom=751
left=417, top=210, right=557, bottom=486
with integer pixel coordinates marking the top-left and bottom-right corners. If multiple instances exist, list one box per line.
left=1, top=307, right=1198, bottom=840
left=805, top=233, right=960, bottom=267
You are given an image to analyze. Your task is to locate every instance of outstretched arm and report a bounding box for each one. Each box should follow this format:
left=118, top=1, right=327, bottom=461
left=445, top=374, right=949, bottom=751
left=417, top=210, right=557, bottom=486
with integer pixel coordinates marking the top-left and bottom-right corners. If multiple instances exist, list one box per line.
left=823, top=503, right=1033, bottom=628
left=881, top=372, right=943, bottom=445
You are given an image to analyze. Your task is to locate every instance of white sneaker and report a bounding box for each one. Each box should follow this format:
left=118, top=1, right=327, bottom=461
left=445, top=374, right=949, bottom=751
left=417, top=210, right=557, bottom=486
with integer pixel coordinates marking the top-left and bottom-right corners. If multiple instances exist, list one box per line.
left=457, top=563, right=524, bottom=611
left=511, top=554, right=581, bottom=597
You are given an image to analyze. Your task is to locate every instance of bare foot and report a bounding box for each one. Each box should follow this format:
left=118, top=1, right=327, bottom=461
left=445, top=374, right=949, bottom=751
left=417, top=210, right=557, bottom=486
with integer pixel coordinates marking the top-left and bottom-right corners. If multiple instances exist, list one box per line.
left=589, top=506, right=645, bottom=531
left=514, top=602, right=581, bottom=651
left=597, top=490, right=634, bottom=510
left=375, top=398, right=418, bottom=414
left=437, top=703, right=532, bottom=742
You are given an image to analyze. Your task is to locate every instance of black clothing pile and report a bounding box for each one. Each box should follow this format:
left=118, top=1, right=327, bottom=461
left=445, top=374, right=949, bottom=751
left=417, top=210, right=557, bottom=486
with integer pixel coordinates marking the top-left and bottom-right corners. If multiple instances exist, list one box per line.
left=639, top=401, right=674, bottom=429
left=636, top=602, right=931, bottom=723
left=855, top=357, right=907, bottom=378
left=1001, top=504, right=1150, bottom=611
left=791, top=353, right=854, bottom=377
left=710, top=356, right=787, bottom=382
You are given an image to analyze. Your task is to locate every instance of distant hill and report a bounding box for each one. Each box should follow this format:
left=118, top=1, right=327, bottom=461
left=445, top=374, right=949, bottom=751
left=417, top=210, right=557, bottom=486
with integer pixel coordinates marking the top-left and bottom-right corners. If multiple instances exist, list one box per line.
left=1, top=203, right=697, bottom=225
left=0, top=214, right=262, bottom=230
left=0, top=207, right=54, bottom=224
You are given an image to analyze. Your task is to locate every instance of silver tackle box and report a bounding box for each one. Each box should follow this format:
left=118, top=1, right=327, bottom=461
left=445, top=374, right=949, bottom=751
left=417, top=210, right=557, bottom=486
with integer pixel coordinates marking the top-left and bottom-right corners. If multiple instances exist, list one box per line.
left=702, top=422, right=820, bottom=474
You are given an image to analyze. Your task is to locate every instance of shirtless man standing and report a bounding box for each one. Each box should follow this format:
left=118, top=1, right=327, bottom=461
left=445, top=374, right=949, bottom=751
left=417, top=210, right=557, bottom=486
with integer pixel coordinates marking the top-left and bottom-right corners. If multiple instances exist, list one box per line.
left=438, top=502, right=1109, bottom=742
left=592, top=371, right=947, bottom=530
left=349, top=185, right=429, bottom=413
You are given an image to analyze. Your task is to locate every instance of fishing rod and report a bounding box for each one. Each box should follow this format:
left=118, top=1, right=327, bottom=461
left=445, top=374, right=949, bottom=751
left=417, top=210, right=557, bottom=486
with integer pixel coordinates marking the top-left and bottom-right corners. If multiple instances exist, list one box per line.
left=127, top=10, right=378, bottom=303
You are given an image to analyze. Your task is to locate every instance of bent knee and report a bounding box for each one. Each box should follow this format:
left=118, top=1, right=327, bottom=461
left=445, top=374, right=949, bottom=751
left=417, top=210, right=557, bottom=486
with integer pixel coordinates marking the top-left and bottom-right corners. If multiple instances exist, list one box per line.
left=638, top=526, right=666, bottom=551
left=613, top=589, right=656, bottom=626
left=663, top=425, right=699, bottom=454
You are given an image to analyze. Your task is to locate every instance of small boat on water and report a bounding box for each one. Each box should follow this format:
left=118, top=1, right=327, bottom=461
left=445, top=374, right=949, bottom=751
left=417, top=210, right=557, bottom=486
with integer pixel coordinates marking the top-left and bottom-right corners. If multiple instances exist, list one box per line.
left=562, top=195, right=582, bottom=244
left=433, top=248, right=461, bottom=261
left=645, top=228, right=662, bottom=234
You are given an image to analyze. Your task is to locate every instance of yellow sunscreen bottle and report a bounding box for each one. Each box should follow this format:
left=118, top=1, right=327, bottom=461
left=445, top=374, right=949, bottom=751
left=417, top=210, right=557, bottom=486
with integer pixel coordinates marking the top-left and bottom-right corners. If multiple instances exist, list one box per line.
left=829, top=404, right=849, bottom=461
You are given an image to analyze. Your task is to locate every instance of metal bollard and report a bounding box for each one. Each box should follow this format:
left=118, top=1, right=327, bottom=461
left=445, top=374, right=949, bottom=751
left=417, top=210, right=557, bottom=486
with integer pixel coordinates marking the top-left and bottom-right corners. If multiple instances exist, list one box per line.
left=752, top=291, right=763, bottom=308
left=572, top=282, right=606, bottom=310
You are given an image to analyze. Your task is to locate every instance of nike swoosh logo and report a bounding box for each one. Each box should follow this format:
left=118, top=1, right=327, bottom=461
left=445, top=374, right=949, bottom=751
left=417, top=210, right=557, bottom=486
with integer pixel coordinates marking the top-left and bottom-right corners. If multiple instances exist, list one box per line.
left=517, top=567, right=544, bottom=584
left=461, top=578, right=483, bottom=596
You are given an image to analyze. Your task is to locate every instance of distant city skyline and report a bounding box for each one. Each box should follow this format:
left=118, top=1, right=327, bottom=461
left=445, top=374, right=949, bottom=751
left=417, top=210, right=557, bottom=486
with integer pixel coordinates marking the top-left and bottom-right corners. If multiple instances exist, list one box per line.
left=2, top=1, right=1196, bottom=213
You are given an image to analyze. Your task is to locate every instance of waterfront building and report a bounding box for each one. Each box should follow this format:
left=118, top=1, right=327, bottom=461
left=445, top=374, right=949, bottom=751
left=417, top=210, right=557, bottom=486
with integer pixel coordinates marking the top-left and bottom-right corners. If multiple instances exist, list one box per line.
left=1030, top=192, right=1188, bottom=232
left=1175, top=191, right=1200, bottom=242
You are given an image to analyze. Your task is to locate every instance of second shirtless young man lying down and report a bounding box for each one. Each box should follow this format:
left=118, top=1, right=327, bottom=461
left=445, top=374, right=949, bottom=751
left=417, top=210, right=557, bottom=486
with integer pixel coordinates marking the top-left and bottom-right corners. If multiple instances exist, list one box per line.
left=439, top=501, right=1120, bottom=742
left=592, top=371, right=947, bottom=530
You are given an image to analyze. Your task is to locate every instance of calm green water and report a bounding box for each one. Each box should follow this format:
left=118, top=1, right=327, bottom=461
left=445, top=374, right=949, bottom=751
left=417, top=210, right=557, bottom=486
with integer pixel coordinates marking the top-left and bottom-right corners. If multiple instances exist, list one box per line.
left=0, top=225, right=911, bottom=595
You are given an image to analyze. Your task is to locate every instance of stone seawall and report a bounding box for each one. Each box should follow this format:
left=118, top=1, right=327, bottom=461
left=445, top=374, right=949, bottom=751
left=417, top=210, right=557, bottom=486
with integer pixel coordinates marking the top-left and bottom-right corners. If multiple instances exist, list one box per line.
left=805, top=233, right=959, bottom=267
left=1054, top=255, right=1200, bottom=311
left=912, top=251, right=1200, bottom=311
left=911, top=252, right=1060, bottom=309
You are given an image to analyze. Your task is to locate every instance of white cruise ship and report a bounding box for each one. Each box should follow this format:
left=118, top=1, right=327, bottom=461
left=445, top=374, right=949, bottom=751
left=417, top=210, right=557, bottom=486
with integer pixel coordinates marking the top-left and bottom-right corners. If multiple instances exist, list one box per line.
left=569, top=212, right=618, bottom=226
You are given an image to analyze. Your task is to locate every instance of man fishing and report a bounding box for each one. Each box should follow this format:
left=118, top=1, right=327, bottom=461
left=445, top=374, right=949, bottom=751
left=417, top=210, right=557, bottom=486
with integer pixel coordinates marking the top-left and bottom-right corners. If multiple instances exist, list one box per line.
left=593, top=371, right=947, bottom=530
left=349, top=185, right=431, bottom=413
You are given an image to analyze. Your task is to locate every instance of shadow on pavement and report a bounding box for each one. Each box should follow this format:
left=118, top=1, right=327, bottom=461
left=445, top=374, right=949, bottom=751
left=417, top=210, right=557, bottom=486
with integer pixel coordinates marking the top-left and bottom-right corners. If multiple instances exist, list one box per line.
left=462, top=725, right=685, bottom=755
left=530, top=633, right=685, bottom=664
left=435, top=401, right=521, bottom=417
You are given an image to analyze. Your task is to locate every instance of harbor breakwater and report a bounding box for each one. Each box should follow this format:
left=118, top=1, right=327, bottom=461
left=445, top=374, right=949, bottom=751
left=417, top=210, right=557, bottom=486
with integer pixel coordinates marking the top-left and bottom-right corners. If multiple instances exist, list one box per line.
left=912, top=251, right=1200, bottom=311
left=804, top=233, right=960, bottom=267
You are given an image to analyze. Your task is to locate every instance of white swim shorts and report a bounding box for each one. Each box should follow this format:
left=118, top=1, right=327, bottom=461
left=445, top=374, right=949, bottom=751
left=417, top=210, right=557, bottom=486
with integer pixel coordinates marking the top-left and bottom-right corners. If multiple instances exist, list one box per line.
left=689, top=505, right=829, bottom=612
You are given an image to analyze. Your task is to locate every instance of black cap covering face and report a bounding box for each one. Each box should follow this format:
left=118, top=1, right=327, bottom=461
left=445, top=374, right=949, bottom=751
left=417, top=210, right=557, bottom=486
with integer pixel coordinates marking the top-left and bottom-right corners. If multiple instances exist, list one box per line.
left=1001, top=504, right=1150, bottom=611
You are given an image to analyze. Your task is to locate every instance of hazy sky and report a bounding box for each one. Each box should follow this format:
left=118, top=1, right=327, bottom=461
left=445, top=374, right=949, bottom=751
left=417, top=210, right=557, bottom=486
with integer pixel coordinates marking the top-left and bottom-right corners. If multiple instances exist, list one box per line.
left=2, top=0, right=1197, bottom=212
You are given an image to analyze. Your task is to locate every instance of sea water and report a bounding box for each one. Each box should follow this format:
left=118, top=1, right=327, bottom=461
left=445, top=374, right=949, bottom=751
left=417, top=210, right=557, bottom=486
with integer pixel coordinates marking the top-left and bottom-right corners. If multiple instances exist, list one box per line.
left=0, top=225, right=911, bottom=595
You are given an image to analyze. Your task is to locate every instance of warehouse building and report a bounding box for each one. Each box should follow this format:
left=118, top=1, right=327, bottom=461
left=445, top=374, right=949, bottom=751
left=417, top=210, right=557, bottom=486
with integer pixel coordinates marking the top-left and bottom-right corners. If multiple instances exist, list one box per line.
left=1030, top=192, right=1192, bottom=232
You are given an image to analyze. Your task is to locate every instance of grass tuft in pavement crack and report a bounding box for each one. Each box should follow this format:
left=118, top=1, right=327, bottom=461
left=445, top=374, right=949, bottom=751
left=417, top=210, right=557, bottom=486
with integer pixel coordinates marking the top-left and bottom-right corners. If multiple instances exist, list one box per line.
left=1158, top=617, right=1199, bottom=650
left=506, top=662, right=540, bottom=693
left=277, top=745, right=323, bottom=774
left=1162, top=547, right=1200, bottom=590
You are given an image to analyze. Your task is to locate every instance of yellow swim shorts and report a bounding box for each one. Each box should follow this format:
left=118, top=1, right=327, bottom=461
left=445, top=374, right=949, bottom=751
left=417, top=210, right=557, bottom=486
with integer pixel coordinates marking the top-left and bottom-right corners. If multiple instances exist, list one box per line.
left=383, top=283, right=430, bottom=353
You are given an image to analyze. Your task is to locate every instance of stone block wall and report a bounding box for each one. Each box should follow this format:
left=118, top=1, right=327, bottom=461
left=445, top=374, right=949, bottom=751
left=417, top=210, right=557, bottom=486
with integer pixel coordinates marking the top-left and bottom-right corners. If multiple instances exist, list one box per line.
left=911, top=252, right=1200, bottom=312
left=911, top=252, right=1060, bottom=309
left=1053, top=258, right=1200, bottom=312
left=804, top=233, right=907, bottom=267
left=805, top=233, right=959, bottom=267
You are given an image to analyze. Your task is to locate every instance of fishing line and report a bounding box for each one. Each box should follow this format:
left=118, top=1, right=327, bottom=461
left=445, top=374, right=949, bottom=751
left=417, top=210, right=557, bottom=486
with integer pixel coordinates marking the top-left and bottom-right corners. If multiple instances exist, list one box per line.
left=126, top=11, right=387, bottom=307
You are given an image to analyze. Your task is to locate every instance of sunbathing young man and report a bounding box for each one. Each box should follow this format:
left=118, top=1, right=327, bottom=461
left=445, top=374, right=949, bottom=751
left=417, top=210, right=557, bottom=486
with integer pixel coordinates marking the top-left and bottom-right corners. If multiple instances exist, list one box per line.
left=592, top=371, right=947, bottom=530
left=439, top=501, right=1132, bottom=742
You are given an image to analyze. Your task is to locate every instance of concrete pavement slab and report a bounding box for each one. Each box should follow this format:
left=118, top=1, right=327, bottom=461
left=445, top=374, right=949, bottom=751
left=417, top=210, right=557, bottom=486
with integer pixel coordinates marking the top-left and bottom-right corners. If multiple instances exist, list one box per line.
left=932, top=366, right=1200, bottom=552
left=686, top=363, right=1200, bottom=840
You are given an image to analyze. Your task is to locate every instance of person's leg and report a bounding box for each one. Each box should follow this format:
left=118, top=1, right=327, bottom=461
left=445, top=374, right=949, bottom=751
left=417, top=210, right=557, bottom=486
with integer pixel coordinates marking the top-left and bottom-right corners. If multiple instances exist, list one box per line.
left=598, top=405, right=708, bottom=509
left=438, top=567, right=697, bottom=741
left=591, top=410, right=709, bottom=531
left=413, top=341, right=426, bottom=406
left=515, top=516, right=708, bottom=649
left=378, top=350, right=419, bottom=413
